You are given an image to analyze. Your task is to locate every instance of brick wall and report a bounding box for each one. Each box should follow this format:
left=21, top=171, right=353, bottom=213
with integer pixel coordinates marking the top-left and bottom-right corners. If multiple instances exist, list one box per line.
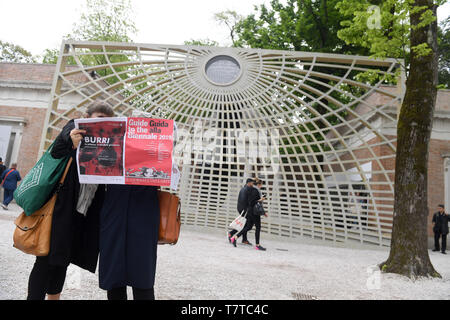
left=0, top=62, right=88, bottom=84
left=323, top=134, right=450, bottom=237
left=427, top=138, right=450, bottom=235
left=0, top=63, right=88, bottom=178
left=0, top=105, right=47, bottom=177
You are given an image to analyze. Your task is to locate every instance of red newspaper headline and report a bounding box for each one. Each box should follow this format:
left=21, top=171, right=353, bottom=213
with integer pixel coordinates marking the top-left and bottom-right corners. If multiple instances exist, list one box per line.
left=125, top=118, right=174, bottom=186
left=75, top=117, right=174, bottom=186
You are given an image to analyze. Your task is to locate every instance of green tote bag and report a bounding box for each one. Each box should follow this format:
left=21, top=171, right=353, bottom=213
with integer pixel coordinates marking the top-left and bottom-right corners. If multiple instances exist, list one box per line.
left=14, top=142, right=70, bottom=216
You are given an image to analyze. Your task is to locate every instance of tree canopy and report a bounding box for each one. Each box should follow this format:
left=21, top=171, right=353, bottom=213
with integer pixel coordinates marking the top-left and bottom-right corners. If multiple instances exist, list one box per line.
left=337, top=0, right=444, bottom=71
left=40, top=0, right=137, bottom=65
left=234, top=0, right=369, bottom=55
left=438, top=17, right=450, bottom=88
left=68, top=0, right=137, bottom=42
left=0, top=40, right=36, bottom=63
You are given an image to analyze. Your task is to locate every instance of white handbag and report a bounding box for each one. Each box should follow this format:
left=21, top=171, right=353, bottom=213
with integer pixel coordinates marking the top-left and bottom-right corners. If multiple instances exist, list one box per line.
left=229, top=210, right=248, bottom=232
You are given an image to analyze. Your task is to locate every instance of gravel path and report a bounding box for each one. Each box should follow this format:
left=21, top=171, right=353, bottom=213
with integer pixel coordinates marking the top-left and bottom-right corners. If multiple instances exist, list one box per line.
left=1, top=204, right=449, bottom=300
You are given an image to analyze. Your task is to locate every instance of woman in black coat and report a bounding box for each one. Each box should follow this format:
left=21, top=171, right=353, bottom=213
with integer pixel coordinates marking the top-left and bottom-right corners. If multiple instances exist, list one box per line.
left=99, top=184, right=160, bottom=300
left=26, top=101, right=114, bottom=300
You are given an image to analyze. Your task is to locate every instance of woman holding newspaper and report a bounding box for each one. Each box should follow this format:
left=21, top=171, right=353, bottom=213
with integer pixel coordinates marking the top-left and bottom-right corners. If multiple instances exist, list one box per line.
left=26, top=101, right=161, bottom=300
left=26, top=101, right=113, bottom=300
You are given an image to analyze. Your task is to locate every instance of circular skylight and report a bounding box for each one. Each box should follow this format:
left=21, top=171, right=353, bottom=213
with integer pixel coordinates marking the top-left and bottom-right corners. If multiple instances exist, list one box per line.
left=205, top=55, right=241, bottom=86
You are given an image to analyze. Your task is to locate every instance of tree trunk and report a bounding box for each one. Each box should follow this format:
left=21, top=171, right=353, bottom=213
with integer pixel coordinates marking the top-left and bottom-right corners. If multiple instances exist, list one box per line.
left=380, top=0, right=440, bottom=279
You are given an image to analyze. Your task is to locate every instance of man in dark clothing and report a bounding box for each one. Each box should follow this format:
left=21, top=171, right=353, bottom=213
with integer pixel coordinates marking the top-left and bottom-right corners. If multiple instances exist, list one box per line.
left=228, top=178, right=255, bottom=244
left=432, top=204, right=449, bottom=254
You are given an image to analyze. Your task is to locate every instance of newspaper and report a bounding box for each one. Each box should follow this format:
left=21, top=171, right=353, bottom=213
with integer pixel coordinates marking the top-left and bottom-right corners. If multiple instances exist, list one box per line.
left=74, top=117, right=177, bottom=189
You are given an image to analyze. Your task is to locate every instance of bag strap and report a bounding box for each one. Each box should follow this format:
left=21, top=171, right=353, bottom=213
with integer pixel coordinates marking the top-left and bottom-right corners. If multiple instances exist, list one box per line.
left=1, top=169, right=14, bottom=186
left=59, top=158, right=73, bottom=184
left=54, top=158, right=73, bottom=194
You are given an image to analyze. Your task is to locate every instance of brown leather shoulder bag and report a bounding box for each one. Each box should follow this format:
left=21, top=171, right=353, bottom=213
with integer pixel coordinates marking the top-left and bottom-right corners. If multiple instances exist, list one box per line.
left=13, top=158, right=72, bottom=256
left=157, top=190, right=181, bottom=245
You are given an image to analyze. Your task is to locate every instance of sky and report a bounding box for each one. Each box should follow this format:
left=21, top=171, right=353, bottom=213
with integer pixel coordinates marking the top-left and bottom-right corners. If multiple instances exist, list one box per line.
left=0, top=0, right=274, bottom=57
left=0, top=0, right=449, bottom=57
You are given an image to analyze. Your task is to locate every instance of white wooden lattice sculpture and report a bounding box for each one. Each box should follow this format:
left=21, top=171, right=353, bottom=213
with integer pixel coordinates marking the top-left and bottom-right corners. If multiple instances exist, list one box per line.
left=42, top=41, right=404, bottom=246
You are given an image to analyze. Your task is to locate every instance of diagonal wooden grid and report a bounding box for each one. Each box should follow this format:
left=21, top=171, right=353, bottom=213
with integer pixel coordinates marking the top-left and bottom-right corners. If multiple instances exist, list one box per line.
left=41, top=41, right=404, bottom=246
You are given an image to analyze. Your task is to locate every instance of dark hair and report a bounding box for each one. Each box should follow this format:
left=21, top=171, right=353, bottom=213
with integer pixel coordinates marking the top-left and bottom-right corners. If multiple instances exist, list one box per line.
left=254, top=178, right=263, bottom=185
left=86, top=101, right=114, bottom=117
left=438, top=204, right=445, bottom=209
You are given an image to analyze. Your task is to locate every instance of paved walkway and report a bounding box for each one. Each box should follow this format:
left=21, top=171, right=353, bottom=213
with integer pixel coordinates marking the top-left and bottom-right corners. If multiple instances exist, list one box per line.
left=1, top=203, right=449, bottom=300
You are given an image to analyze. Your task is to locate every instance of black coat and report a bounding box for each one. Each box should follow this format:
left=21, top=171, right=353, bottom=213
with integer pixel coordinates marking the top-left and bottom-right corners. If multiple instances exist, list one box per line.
left=237, top=185, right=260, bottom=214
left=237, top=185, right=251, bottom=213
left=48, top=119, right=105, bottom=273
left=98, top=184, right=159, bottom=290
left=432, top=212, right=449, bottom=235
left=246, top=187, right=261, bottom=216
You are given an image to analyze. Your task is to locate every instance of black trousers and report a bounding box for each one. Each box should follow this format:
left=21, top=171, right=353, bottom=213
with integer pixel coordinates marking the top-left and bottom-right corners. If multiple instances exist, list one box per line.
left=107, top=286, right=155, bottom=300
left=236, top=214, right=261, bottom=244
left=434, top=232, right=447, bottom=252
left=27, top=256, right=67, bottom=300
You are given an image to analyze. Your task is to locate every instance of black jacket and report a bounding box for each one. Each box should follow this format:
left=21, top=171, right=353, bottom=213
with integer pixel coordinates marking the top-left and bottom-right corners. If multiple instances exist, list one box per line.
left=48, top=119, right=105, bottom=272
left=246, top=187, right=261, bottom=216
left=432, top=212, right=449, bottom=235
left=237, top=185, right=260, bottom=216
left=237, top=185, right=251, bottom=213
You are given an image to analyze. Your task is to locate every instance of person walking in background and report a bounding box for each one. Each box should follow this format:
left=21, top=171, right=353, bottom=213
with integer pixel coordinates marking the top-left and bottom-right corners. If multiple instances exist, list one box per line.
left=432, top=204, right=449, bottom=254
left=1, top=163, right=21, bottom=210
left=228, top=178, right=255, bottom=245
left=230, top=178, right=267, bottom=251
